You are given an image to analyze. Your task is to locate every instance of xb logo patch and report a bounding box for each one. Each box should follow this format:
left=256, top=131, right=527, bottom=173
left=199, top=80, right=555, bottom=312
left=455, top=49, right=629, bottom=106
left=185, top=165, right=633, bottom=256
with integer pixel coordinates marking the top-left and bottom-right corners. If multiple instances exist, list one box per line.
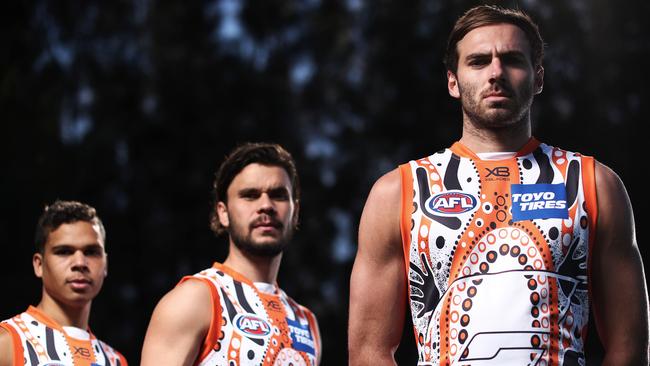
left=485, top=167, right=510, bottom=177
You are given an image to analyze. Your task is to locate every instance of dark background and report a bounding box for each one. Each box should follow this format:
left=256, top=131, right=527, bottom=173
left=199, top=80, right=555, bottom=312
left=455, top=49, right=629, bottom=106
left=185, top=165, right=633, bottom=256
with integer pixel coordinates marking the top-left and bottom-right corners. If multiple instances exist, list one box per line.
left=2, top=0, right=648, bottom=364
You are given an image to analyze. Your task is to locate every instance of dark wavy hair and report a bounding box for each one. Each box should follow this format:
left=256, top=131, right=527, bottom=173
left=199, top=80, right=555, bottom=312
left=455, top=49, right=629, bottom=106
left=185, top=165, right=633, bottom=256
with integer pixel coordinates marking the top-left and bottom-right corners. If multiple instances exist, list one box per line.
left=444, top=5, right=544, bottom=73
left=34, top=200, right=105, bottom=253
left=210, top=142, right=300, bottom=236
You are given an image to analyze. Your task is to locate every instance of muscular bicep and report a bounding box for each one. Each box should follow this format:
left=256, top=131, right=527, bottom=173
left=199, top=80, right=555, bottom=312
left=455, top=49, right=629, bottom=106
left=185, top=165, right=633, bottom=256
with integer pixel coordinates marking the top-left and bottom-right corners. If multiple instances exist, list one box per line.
left=591, top=162, right=649, bottom=362
left=141, top=279, right=213, bottom=366
left=349, top=169, right=406, bottom=365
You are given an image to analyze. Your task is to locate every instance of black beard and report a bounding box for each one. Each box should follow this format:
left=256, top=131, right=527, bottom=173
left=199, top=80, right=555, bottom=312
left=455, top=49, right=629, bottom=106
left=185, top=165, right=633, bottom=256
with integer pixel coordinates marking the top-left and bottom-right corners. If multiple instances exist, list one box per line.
left=229, top=222, right=293, bottom=258
left=459, top=80, right=533, bottom=129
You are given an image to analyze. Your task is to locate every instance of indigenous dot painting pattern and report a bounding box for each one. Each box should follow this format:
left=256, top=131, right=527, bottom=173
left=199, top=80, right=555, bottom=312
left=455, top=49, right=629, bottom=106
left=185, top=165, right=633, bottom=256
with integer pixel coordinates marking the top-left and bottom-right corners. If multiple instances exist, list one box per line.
left=399, top=139, right=597, bottom=366
left=0, top=306, right=127, bottom=366
left=182, top=263, right=321, bottom=366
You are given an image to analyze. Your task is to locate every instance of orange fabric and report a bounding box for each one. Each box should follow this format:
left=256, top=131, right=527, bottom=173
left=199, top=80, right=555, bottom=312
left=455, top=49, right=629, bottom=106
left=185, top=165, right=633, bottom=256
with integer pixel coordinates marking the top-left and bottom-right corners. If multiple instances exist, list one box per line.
left=399, top=163, right=414, bottom=274
left=449, top=137, right=541, bottom=159
left=581, top=156, right=599, bottom=344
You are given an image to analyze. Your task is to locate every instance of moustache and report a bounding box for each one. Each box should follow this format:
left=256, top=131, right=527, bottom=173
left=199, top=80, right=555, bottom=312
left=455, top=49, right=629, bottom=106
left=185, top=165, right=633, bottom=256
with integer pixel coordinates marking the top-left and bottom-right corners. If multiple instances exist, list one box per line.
left=250, top=215, right=283, bottom=229
left=481, top=82, right=513, bottom=98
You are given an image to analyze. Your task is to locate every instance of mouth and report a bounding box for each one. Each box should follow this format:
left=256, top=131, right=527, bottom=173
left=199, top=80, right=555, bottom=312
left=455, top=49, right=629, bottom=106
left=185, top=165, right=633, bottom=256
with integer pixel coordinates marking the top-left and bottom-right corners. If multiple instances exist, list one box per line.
left=67, top=278, right=92, bottom=290
left=482, top=84, right=513, bottom=100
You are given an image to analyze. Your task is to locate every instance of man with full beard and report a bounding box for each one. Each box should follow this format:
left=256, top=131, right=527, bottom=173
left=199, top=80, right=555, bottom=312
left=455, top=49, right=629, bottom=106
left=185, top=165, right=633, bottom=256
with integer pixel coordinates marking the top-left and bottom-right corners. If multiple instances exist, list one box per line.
left=349, top=5, right=648, bottom=365
left=142, top=143, right=321, bottom=366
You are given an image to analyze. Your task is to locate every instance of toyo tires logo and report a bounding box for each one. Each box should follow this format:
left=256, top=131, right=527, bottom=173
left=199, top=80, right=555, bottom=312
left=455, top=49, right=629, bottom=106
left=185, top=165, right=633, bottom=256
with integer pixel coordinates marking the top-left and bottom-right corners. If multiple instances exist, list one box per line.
left=425, top=191, right=477, bottom=216
left=234, top=314, right=271, bottom=338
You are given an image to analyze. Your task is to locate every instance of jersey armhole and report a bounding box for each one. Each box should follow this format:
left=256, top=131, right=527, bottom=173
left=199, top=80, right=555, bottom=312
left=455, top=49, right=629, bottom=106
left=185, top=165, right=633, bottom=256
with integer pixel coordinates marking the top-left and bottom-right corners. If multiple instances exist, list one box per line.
left=399, top=163, right=413, bottom=273
left=302, top=307, right=321, bottom=363
left=178, top=276, right=222, bottom=364
left=581, top=156, right=599, bottom=341
left=0, top=322, right=24, bottom=366
left=117, top=351, right=128, bottom=366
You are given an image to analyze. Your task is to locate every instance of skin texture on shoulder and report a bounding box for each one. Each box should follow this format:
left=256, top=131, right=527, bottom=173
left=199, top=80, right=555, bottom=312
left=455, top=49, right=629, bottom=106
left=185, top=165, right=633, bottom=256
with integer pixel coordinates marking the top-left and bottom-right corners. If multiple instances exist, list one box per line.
left=0, top=327, right=14, bottom=366
left=141, top=279, right=213, bottom=366
left=349, top=168, right=405, bottom=365
left=591, top=161, right=649, bottom=364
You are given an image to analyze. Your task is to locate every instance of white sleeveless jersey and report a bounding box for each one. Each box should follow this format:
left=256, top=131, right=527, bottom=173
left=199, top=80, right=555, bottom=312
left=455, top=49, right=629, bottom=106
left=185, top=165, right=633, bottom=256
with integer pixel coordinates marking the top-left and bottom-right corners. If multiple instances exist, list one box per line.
left=183, top=263, right=321, bottom=366
left=1, top=306, right=127, bottom=366
left=399, top=139, right=597, bottom=365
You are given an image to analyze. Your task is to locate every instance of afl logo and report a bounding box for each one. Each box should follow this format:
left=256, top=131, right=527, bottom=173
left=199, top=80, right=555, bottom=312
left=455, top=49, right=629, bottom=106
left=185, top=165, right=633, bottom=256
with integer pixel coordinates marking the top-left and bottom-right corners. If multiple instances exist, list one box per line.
left=234, top=314, right=271, bottom=338
left=425, top=191, right=477, bottom=216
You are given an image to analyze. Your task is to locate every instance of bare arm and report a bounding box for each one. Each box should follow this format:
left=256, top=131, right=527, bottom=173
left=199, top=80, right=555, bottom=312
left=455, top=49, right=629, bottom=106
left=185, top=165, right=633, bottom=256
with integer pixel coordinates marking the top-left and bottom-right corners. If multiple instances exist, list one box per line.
left=349, top=169, right=407, bottom=365
left=0, top=328, right=14, bottom=366
left=592, top=161, right=649, bottom=365
left=141, top=279, right=213, bottom=366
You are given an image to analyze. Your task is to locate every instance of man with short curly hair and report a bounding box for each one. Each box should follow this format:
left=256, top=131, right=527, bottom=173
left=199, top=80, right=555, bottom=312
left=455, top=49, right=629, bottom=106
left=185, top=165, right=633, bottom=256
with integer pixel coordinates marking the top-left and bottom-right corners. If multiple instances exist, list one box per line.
left=0, top=200, right=127, bottom=366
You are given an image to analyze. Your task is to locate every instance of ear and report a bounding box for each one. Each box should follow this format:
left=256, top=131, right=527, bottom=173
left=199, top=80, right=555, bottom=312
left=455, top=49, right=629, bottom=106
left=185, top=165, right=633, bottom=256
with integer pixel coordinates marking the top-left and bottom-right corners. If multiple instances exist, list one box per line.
left=534, top=66, right=544, bottom=95
left=447, top=70, right=460, bottom=99
left=217, top=201, right=230, bottom=228
left=33, top=253, right=43, bottom=279
left=104, top=253, right=108, bottom=278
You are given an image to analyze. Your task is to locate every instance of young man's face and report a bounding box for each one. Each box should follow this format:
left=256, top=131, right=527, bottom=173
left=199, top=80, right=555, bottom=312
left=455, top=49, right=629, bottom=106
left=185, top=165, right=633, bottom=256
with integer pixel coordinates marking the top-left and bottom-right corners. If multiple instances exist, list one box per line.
left=217, top=163, right=298, bottom=257
left=33, top=221, right=107, bottom=308
left=448, top=23, right=543, bottom=129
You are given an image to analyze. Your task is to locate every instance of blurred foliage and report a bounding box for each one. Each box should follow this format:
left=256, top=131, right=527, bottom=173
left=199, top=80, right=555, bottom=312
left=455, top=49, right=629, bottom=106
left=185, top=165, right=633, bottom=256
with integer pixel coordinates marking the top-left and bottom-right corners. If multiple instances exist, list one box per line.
left=2, top=0, right=648, bottom=364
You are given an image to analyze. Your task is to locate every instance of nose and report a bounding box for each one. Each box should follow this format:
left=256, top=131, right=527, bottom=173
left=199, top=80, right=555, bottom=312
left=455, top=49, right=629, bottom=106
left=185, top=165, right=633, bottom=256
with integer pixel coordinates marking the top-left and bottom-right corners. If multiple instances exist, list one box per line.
left=489, top=57, right=504, bottom=81
left=259, top=193, right=275, bottom=210
left=71, top=250, right=89, bottom=271
left=257, top=193, right=276, bottom=214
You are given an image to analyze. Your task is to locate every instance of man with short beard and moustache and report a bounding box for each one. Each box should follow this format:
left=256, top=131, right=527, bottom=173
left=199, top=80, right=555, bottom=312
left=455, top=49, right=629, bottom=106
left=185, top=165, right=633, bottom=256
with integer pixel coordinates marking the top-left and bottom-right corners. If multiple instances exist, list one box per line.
left=142, top=143, right=321, bottom=366
left=349, top=5, right=648, bottom=366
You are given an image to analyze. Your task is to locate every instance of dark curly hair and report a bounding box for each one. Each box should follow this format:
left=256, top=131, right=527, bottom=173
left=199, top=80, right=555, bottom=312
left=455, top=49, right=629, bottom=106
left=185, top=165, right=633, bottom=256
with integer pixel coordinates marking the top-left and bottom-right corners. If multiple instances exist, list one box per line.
left=210, top=142, right=300, bottom=236
left=444, top=5, right=544, bottom=73
left=34, top=200, right=105, bottom=253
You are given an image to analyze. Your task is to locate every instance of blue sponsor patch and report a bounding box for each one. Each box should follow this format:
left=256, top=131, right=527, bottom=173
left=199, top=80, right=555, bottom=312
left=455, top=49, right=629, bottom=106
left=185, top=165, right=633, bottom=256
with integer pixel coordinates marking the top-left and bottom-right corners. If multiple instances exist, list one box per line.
left=287, top=317, right=315, bottom=356
left=511, top=183, right=568, bottom=222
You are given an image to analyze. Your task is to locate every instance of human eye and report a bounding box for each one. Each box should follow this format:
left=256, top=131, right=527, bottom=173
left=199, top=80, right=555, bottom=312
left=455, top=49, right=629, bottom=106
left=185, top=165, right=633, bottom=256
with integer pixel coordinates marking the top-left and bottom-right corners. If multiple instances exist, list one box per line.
left=240, top=189, right=260, bottom=200
left=269, top=188, right=290, bottom=201
left=84, top=247, right=103, bottom=257
left=467, top=55, right=490, bottom=67
left=53, top=247, right=73, bottom=256
left=502, top=53, right=527, bottom=66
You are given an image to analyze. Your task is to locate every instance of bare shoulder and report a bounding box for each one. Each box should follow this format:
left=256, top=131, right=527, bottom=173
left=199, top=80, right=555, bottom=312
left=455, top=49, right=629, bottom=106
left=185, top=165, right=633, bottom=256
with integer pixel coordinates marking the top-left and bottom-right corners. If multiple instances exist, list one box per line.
left=359, top=167, right=403, bottom=253
left=141, top=278, right=214, bottom=365
left=0, top=326, right=15, bottom=366
left=594, top=160, right=626, bottom=194
left=594, top=160, right=634, bottom=230
left=367, top=168, right=402, bottom=203
left=150, top=278, right=213, bottom=329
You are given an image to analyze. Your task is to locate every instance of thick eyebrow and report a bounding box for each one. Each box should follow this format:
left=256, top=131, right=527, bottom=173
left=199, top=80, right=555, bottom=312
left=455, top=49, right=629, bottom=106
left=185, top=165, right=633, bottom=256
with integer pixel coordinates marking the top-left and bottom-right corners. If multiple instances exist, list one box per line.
left=238, top=186, right=290, bottom=196
left=50, top=243, right=104, bottom=251
left=238, top=187, right=261, bottom=197
left=465, top=50, right=527, bottom=62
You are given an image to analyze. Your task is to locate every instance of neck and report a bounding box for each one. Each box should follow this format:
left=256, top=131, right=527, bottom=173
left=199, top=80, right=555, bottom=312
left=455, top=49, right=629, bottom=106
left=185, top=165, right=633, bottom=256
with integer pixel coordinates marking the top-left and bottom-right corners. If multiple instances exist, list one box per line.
left=460, top=113, right=532, bottom=153
left=223, top=244, right=282, bottom=284
left=37, top=290, right=91, bottom=329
